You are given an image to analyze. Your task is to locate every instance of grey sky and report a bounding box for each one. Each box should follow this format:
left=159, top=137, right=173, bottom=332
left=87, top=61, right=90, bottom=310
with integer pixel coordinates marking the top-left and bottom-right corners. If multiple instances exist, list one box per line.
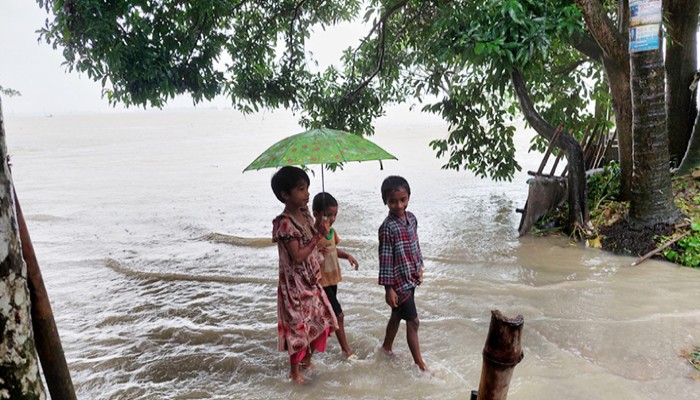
left=1, top=1, right=364, bottom=116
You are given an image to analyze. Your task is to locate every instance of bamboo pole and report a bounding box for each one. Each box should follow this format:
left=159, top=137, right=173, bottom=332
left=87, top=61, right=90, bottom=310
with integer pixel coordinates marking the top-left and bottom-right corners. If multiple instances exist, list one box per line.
left=476, top=310, right=524, bottom=400
left=13, top=188, right=77, bottom=400
left=536, top=125, right=563, bottom=175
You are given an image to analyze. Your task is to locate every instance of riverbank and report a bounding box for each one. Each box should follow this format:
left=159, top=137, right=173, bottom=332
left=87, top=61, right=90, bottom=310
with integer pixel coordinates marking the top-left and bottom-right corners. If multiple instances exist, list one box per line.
left=595, top=169, right=700, bottom=267
left=532, top=165, right=700, bottom=268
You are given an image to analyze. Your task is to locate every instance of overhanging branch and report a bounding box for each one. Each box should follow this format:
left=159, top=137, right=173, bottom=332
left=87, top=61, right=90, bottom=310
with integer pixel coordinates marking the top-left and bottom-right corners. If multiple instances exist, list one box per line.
left=342, top=0, right=409, bottom=102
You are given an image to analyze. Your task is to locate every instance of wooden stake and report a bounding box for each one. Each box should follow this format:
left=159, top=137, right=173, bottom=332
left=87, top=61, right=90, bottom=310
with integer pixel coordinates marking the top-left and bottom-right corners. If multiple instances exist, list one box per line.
left=14, top=188, right=77, bottom=400
left=476, top=310, right=524, bottom=400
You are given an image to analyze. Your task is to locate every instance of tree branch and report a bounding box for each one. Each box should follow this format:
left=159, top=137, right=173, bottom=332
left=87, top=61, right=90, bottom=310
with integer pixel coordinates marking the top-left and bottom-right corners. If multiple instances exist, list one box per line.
left=511, top=69, right=557, bottom=140
left=342, top=0, right=409, bottom=101
left=574, top=0, right=628, bottom=68
left=287, top=0, right=308, bottom=69
left=553, top=59, right=590, bottom=76
left=570, top=30, right=605, bottom=63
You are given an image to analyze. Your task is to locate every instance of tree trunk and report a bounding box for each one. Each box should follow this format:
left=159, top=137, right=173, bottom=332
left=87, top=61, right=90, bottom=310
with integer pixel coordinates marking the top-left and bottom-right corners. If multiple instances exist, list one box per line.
left=512, top=69, right=591, bottom=234
left=676, top=110, right=700, bottom=175
left=612, top=0, right=634, bottom=201
left=476, top=310, right=524, bottom=400
left=604, top=61, right=634, bottom=201
left=663, top=0, right=699, bottom=167
left=629, top=30, right=678, bottom=227
left=575, top=0, right=634, bottom=200
left=0, top=98, right=47, bottom=398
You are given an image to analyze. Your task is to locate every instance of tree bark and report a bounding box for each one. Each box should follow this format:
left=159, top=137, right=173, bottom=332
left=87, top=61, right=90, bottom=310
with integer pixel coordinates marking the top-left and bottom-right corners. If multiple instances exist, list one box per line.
left=476, top=310, right=524, bottom=400
left=663, top=0, right=699, bottom=166
left=512, top=69, right=590, bottom=234
left=629, top=29, right=678, bottom=227
left=0, top=98, right=46, bottom=398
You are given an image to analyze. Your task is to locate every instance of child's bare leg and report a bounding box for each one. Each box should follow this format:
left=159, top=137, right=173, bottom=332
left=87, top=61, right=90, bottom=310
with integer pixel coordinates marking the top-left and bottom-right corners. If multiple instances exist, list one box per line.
left=300, top=347, right=313, bottom=370
left=335, top=313, right=354, bottom=356
left=406, top=318, right=428, bottom=371
left=382, top=310, right=401, bottom=353
left=289, top=362, right=304, bottom=384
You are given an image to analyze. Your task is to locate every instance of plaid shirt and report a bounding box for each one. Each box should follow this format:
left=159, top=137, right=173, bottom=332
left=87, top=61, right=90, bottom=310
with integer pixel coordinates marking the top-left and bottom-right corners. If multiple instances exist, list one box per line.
left=378, top=211, right=423, bottom=304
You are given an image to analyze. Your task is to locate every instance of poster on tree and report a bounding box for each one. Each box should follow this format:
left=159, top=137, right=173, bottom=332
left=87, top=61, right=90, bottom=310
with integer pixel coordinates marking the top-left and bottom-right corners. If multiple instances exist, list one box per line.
left=629, top=0, right=662, bottom=27
left=629, top=24, right=660, bottom=53
left=629, top=0, right=661, bottom=52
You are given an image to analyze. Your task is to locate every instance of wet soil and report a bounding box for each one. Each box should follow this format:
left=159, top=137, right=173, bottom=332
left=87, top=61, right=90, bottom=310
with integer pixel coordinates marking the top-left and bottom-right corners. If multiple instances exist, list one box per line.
left=598, top=219, right=676, bottom=257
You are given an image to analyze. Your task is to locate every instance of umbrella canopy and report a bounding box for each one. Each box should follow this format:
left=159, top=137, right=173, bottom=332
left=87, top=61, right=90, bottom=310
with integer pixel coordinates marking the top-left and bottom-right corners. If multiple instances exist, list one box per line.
left=243, top=127, right=397, bottom=172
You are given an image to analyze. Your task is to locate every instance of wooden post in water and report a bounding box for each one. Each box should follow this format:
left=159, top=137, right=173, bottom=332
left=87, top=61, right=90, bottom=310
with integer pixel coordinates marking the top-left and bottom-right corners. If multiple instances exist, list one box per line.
left=14, top=189, right=77, bottom=400
left=476, top=310, right=524, bottom=400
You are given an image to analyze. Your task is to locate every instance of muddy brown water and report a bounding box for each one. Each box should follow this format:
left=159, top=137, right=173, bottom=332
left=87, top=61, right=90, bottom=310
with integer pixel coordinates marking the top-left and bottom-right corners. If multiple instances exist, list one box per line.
left=5, top=109, right=699, bottom=399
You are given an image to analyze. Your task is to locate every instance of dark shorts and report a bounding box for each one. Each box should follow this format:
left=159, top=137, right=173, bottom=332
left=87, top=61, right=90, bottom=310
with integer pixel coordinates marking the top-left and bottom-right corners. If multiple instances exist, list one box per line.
left=393, top=288, right=418, bottom=321
left=323, top=285, right=343, bottom=316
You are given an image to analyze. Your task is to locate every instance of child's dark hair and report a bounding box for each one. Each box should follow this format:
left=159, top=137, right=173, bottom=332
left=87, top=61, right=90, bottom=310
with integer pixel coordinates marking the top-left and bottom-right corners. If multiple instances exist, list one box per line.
left=271, top=166, right=310, bottom=203
left=381, top=175, right=411, bottom=204
left=312, top=192, right=338, bottom=213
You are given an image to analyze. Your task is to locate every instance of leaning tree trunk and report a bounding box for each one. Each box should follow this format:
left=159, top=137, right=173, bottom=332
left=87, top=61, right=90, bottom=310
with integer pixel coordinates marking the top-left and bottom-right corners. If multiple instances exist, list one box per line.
left=629, top=28, right=678, bottom=227
left=663, top=0, right=699, bottom=167
left=0, top=98, right=47, bottom=398
left=676, top=110, right=700, bottom=175
left=512, top=69, right=591, bottom=234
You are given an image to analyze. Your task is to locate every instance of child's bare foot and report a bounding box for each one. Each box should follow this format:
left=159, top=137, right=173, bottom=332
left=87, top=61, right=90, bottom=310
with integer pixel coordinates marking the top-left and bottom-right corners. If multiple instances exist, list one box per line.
left=290, top=365, right=305, bottom=384
left=344, top=353, right=359, bottom=362
left=300, top=350, right=314, bottom=370
left=300, top=361, right=315, bottom=371
left=381, top=345, right=393, bottom=354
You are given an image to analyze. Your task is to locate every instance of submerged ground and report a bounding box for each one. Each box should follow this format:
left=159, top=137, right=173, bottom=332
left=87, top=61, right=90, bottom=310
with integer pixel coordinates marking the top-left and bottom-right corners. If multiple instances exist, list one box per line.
left=596, top=170, right=700, bottom=261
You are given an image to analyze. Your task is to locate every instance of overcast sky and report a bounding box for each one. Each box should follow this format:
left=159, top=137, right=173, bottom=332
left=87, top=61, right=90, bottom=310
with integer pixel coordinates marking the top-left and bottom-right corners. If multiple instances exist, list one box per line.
left=0, top=1, right=365, bottom=116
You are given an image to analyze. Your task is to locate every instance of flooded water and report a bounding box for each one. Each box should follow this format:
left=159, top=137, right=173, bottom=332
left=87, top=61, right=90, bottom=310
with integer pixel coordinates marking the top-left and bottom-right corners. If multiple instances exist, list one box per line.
left=5, top=108, right=699, bottom=399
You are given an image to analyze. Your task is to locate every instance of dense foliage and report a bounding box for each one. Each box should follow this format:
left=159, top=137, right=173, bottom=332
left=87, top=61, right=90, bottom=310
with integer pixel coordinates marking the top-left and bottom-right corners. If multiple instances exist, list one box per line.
left=37, top=0, right=612, bottom=181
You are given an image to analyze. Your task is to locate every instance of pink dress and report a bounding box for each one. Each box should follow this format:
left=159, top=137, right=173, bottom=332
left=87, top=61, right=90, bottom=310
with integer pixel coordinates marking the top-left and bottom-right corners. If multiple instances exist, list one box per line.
left=273, top=210, right=338, bottom=357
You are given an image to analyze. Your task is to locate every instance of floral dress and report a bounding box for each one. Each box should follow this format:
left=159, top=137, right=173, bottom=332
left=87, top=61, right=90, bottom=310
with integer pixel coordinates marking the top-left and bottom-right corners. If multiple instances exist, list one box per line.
left=273, top=210, right=338, bottom=356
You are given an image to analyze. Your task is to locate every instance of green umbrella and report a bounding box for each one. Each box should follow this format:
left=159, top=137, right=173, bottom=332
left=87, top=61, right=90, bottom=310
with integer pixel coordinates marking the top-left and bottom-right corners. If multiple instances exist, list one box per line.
left=243, top=127, right=397, bottom=190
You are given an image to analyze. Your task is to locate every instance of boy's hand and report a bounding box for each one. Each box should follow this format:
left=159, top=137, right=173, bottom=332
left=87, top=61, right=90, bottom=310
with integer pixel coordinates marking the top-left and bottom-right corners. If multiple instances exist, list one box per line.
left=385, top=286, right=398, bottom=308
left=418, top=268, right=423, bottom=284
left=348, top=254, right=359, bottom=270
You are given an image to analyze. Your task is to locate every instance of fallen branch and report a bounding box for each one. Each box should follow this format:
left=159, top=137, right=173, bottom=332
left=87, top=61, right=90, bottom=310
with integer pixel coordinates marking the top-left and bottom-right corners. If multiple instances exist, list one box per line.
left=631, top=230, right=691, bottom=266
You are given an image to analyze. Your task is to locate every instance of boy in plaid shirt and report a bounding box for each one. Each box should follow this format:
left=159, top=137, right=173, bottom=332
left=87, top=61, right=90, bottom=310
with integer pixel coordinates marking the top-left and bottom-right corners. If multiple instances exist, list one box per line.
left=378, top=175, right=427, bottom=371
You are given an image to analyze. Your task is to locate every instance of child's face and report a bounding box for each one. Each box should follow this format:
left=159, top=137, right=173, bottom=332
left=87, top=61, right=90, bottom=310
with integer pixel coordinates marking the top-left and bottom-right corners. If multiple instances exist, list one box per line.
left=385, top=188, right=410, bottom=219
left=313, top=206, right=338, bottom=228
left=282, top=180, right=310, bottom=209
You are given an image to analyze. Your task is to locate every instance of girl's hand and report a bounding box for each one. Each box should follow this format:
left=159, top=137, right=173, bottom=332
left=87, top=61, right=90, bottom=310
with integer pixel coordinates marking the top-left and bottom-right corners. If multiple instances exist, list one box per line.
left=318, top=245, right=330, bottom=256
left=348, top=254, right=359, bottom=270
left=418, top=268, right=423, bottom=283
left=315, top=218, right=329, bottom=236
left=385, top=286, right=398, bottom=308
